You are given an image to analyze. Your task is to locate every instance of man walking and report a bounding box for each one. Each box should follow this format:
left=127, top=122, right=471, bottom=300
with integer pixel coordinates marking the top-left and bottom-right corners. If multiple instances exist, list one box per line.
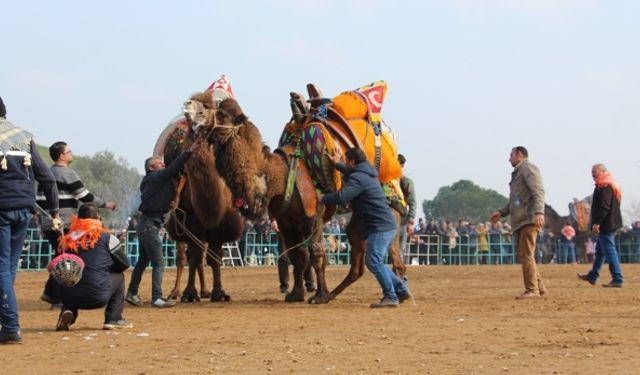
left=319, top=148, right=410, bottom=308
left=0, top=96, right=60, bottom=344
left=578, top=164, right=624, bottom=287
left=490, top=146, right=547, bottom=299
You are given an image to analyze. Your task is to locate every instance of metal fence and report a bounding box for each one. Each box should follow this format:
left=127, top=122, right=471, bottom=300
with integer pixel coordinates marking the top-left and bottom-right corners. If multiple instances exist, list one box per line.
left=18, top=229, right=640, bottom=271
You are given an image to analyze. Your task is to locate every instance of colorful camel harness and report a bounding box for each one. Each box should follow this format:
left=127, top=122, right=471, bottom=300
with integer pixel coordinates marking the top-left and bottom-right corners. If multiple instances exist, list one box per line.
left=277, top=82, right=407, bottom=218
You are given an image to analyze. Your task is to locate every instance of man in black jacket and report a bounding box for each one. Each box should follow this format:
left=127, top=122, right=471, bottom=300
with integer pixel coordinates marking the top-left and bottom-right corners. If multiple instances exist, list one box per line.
left=319, top=148, right=410, bottom=308
left=0, top=96, right=60, bottom=344
left=578, top=164, right=624, bottom=287
left=125, top=142, right=197, bottom=308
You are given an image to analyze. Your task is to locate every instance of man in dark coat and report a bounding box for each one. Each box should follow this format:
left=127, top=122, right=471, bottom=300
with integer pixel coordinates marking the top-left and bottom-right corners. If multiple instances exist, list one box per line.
left=319, top=148, right=410, bottom=308
left=578, top=163, right=624, bottom=287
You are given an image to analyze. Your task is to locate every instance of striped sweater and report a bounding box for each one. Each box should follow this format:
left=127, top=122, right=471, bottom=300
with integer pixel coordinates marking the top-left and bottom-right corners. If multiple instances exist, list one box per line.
left=37, top=165, right=105, bottom=228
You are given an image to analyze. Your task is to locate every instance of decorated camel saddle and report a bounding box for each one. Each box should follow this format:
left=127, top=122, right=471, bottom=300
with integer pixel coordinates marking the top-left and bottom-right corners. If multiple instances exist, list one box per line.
left=277, top=81, right=406, bottom=218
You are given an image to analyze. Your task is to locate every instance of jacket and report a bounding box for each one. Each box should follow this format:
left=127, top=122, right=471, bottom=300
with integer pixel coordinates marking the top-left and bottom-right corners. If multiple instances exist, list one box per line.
left=59, top=232, right=116, bottom=308
left=499, top=159, right=545, bottom=232
left=0, top=118, right=59, bottom=214
left=138, top=151, right=192, bottom=219
left=590, top=185, right=622, bottom=233
left=321, top=161, right=396, bottom=237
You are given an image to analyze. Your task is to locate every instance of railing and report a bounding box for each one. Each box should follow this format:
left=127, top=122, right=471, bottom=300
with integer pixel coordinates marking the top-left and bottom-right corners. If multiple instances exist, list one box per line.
left=18, top=229, right=640, bottom=271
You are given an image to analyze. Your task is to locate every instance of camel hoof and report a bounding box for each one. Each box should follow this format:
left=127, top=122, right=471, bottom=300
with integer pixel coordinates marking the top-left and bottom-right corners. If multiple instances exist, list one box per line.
left=308, top=291, right=331, bottom=304
left=210, top=290, right=231, bottom=302
left=181, top=287, right=201, bottom=303
left=284, top=292, right=305, bottom=303
left=200, top=290, right=212, bottom=299
left=167, top=291, right=181, bottom=301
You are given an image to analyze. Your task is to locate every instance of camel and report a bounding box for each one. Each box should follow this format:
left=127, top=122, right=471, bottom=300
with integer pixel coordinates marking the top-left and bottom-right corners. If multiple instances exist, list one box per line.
left=156, top=93, right=244, bottom=302
left=184, top=87, right=406, bottom=304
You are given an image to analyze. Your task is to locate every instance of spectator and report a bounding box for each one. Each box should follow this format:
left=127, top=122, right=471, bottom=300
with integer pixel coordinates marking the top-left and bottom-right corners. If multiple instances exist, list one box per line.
left=0, top=96, right=60, bottom=344
left=491, top=146, right=547, bottom=299
left=55, top=203, right=132, bottom=331
left=559, top=222, right=576, bottom=264
left=397, top=154, right=417, bottom=264
left=631, top=220, right=640, bottom=263
left=578, top=163, right=624, bottom=287
left=584, top=236, right=595, bottom=263
left=36, top=141, right=117, bottom=307
left=476, top=223, right=489, bottom=264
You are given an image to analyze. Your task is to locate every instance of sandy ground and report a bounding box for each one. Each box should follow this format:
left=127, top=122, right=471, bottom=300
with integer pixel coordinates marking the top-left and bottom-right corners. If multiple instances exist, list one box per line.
left=4, top=264, right=640, bottom=374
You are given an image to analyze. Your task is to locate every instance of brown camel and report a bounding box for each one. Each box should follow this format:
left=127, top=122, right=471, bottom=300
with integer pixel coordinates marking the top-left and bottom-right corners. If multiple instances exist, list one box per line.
left=185, top=90, right=406, bottom=304
left=157, top=94, right=244, bottom=302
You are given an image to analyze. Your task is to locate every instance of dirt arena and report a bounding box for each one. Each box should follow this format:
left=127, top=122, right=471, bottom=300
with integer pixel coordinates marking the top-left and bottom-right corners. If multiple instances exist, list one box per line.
left=4, top=265, right=640, bottom=374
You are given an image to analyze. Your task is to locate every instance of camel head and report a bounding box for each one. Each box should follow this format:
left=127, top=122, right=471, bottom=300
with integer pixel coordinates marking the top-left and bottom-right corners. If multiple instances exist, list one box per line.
left=182, top=92, right=216, bottom=134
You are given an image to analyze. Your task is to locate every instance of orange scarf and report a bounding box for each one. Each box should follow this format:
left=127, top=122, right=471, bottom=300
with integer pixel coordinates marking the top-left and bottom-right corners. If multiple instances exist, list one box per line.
left=63, top=216, right=110, bottom=253
left=595, top=171, right=622, bottom=201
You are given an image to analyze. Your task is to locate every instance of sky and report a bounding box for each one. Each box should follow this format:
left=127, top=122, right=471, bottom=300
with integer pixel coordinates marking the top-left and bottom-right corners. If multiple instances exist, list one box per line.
left=2, top=0, right=639, bottom=222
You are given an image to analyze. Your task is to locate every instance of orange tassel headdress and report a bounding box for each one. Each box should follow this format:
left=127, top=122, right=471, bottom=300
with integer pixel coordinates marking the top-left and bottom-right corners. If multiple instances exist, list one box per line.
left=62, top=216, right=110, bottom=253
left=595, top=171, right=622, bottom=201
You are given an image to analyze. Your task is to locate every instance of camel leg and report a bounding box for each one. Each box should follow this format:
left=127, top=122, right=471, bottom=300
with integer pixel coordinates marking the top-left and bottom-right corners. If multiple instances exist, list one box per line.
left=208, top=243, right=230, bottom=302
left=198, top=251, right=211, bottom=299
left=307, top=240, right=331, bottom=304
left=285, top=247, right=308, bottom=303
left=389, top=210, right=407, bottom=279
left=307, top=214, right=332, bottom=304
left=167, top=241, right=187, bottom=301
left=181, top=245, right=203, bottom=303
left=329, top=221, right=367, bottom=299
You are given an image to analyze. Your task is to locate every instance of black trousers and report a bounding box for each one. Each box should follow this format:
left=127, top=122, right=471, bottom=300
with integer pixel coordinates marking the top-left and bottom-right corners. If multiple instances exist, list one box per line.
left=61, top=273, right=126, bottom=324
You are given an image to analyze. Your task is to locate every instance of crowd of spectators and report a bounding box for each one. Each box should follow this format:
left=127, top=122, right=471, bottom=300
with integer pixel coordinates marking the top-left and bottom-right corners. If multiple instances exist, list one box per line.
left=18, top=215, right=640, bottom=271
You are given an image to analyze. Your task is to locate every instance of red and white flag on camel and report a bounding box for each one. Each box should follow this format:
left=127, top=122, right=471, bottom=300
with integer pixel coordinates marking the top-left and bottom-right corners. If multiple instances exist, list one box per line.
left=207, top=74, right=235, bottom=102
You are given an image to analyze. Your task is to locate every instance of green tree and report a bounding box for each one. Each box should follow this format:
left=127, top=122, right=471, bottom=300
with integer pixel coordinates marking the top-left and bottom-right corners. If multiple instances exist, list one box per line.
left=423, top=180, right=507, bottom=223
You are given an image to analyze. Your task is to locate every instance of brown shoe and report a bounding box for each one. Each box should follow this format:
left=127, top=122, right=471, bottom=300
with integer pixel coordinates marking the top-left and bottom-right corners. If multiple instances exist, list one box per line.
left=56, top=310, right=74, bottom=331
left=515, top=291, right=540, bottom=300
left=577, top=273, right=596, bottom=285
left=539, top=289, right=548, bottom=297
left=602, top=281, right=623, bottom=288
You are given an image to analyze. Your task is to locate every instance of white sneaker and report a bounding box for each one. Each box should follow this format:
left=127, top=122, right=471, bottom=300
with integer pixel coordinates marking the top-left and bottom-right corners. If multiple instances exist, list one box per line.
left=152, top=298, right=176, bottom=308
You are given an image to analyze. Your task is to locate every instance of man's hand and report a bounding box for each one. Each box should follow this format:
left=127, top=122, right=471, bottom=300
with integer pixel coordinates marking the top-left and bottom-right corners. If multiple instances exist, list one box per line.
left=104, top=201, right=117, bottom=210
left=489, top=211, right=501, bottom=224
left=591, top=224, right=600, bottom=235
left=534, top=213, right=545, bottom=229
left=51, top=217, right=64, bottom=234
left=189, top=137, right=206, bottom=152
left=406, top=219, right=415, bottom=235
left=325, top=149, right=342, bottom=165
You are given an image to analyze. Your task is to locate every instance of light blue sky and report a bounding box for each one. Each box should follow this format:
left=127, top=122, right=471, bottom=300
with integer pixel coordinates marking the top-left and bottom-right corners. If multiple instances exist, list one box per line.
left=2, top=0, right=638, bottom=221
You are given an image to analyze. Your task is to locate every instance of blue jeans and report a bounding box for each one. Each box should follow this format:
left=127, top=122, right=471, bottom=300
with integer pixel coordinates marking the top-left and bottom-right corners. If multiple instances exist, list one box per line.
left=0, top=208, right=32, bottom=334
left=128, top=216, right=165, bottom=301
left=365, top=230, right=409, bottom=302
left=588, top=231, right=623, bottom=284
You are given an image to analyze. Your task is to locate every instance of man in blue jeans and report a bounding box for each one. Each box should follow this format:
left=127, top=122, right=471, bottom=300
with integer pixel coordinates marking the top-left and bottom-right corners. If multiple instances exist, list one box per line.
left=0, top=96, right=60, bottom=344
left=126, top=142, right=196, bottom=308
left=319, top=148, right=410, bottom=308
left=578, top=164, right=624, bottom=287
